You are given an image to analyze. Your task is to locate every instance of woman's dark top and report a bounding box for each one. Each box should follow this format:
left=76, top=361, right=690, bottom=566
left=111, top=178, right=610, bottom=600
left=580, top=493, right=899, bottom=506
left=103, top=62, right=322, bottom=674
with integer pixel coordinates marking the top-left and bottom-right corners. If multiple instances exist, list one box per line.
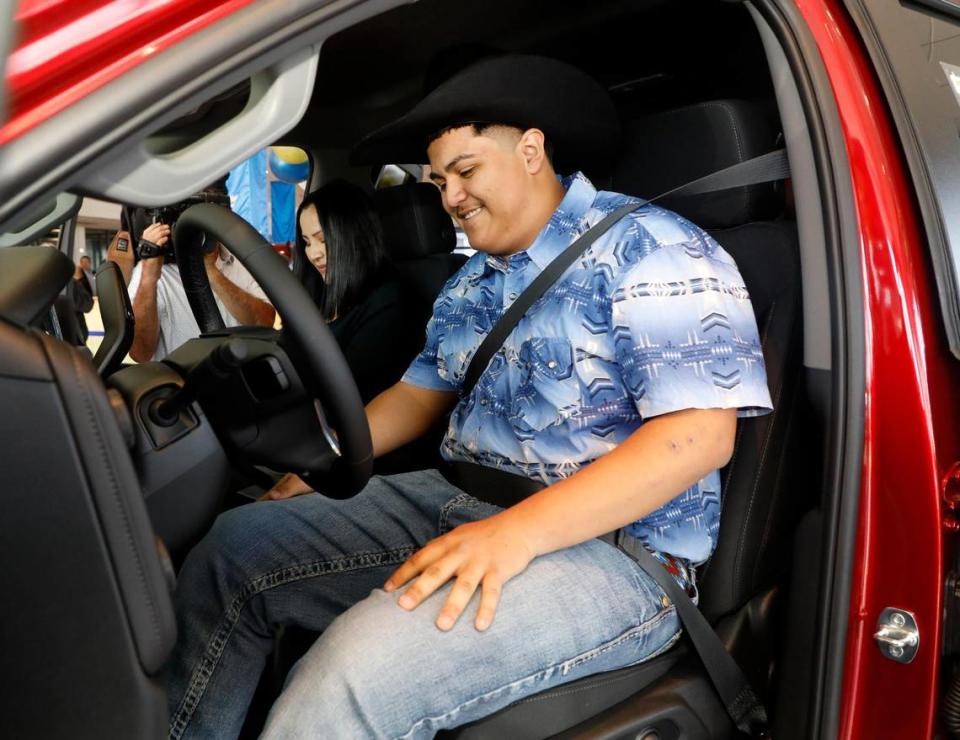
left=328, top=268, right=425, bottom=404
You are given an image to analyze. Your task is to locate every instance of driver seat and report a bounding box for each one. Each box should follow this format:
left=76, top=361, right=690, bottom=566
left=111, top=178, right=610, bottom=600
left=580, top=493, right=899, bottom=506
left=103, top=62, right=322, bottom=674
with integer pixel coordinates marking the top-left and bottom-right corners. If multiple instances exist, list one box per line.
left=440, top=99, right=804, bottom=738
left=0, top=247, right=176, bottom=739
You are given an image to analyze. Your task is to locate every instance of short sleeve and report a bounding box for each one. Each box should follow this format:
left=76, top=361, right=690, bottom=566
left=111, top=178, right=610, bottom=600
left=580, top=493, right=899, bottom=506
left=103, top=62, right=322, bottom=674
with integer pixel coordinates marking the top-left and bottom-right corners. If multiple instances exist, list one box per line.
left=401, top=309, right=458, bottom=393
left=127, top=262, right=141, bottom=300
left=610, top=236, right=773, bottom=420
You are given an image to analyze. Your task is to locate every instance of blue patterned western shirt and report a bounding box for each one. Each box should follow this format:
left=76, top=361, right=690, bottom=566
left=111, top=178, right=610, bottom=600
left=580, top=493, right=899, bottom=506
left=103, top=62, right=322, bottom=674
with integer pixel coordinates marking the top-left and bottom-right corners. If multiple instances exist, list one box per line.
left=403, top=172, right=772, bottom=565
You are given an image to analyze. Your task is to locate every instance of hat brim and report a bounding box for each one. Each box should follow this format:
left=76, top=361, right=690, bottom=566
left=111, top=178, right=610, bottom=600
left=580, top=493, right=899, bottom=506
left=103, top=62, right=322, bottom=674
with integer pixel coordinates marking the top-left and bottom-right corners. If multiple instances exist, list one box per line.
left=350, top=55, right=620, bottom=174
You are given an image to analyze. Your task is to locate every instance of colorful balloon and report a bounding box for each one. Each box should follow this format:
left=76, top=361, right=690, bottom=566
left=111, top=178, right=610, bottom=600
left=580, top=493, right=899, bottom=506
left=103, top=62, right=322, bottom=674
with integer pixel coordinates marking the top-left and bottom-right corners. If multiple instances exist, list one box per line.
left=272, top=146, right=308, bottom=165
left=269, top=150, right=309, bottom=183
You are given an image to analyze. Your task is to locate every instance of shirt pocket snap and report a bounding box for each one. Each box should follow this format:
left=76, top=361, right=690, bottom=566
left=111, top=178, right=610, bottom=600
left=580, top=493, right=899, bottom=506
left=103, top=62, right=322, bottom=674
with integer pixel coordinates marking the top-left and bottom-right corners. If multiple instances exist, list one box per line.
left=511, top=337, right=581, bottom=431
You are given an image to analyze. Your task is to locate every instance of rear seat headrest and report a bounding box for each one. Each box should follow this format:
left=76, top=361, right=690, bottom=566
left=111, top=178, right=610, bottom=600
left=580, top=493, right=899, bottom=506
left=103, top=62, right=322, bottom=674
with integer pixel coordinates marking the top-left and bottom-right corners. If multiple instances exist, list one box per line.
left=613, top=99, right=782, bottom=229
left=374, top=182, right=457, bottom=260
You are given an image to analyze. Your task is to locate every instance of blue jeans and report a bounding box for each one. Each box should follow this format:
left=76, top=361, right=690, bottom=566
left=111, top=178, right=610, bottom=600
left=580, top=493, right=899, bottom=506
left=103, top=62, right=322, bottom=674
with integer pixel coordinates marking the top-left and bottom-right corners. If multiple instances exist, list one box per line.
left=167, top=469, right=680, bottom=739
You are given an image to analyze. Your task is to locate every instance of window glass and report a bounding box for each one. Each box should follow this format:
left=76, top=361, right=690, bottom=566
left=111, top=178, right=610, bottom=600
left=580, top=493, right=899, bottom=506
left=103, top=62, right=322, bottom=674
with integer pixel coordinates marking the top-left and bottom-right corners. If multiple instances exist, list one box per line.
left=375, top=164, right=412, bottom=189
left=84, top=229, right=113, bottom=268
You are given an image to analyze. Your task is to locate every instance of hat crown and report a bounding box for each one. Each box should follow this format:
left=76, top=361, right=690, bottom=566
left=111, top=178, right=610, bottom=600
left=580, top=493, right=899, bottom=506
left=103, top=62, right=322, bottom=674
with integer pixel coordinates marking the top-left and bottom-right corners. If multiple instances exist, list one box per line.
left=352, top=54, right=620, bottom=177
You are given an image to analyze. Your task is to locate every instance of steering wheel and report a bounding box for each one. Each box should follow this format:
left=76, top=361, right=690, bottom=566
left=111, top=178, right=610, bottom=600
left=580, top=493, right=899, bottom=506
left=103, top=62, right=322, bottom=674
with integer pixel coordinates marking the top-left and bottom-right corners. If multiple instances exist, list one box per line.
left=170, top=202, right=373, bottom=496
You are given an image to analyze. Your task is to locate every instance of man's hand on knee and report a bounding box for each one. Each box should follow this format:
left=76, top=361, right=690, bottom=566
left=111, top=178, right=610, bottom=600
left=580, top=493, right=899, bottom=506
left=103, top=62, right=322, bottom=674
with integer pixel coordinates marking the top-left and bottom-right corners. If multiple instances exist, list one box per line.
left=260, top=472, right=313, bottom=501
left=384, top=513, right=538, bottom=632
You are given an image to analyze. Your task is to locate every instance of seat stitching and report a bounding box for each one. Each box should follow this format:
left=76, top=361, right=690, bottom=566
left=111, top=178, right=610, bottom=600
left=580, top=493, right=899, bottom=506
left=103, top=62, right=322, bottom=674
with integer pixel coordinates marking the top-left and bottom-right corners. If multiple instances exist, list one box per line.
left=67, top=346, right=162, bottom=650
left=690, top=101, right=750, bottom=216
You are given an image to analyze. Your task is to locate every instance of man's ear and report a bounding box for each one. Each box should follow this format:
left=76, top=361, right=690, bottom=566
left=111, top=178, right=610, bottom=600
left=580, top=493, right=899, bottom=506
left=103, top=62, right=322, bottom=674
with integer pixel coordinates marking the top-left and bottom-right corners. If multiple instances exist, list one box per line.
left=517, top=128, right=549, bottom=174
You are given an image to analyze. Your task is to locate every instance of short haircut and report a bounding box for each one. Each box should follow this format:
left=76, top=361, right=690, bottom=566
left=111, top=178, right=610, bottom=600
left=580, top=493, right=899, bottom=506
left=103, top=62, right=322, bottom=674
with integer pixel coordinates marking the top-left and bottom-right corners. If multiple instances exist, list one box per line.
left=294, top=179, right=386, bottom=320
left=427, top=123, right=555, bottom=166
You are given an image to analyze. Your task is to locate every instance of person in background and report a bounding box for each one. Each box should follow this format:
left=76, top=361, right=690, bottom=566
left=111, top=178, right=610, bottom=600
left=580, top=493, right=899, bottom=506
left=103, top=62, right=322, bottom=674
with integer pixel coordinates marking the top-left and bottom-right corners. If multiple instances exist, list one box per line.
left=125, top=184, right=276, bottom=363
left=69, top=254, right=96, bottom=342
left=77, top=255, right=96, bottom=297
left=293, top=179, right=423, bottom=404
left=127, top=222, right=276, bottom=362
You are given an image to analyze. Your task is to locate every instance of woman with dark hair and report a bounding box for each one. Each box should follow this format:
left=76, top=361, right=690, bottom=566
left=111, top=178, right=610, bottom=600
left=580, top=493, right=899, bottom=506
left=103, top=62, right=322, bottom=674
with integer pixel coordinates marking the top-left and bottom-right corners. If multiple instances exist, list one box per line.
left=295, top=179, right=422, bottom=404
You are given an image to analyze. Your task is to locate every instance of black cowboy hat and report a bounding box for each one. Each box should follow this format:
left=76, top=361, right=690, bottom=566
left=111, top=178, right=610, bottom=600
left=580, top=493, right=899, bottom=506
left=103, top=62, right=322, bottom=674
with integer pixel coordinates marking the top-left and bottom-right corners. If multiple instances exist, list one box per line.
left=350, top=54, right=620, bottom=175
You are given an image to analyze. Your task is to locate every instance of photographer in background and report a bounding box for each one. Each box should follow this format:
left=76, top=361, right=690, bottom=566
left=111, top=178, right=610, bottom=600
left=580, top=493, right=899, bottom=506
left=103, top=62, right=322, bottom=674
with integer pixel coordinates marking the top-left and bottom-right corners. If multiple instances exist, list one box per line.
left=69, top=255, right=96, bottom=343
left=126, top=184, right=275, bottom=363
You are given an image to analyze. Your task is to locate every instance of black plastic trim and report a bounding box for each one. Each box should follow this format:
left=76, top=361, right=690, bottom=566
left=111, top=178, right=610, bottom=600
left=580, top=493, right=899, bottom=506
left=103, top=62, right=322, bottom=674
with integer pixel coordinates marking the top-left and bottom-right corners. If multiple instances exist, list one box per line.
left=93, top=260, right=135, bottom=377
left=751, top=2, right=866, bottom=738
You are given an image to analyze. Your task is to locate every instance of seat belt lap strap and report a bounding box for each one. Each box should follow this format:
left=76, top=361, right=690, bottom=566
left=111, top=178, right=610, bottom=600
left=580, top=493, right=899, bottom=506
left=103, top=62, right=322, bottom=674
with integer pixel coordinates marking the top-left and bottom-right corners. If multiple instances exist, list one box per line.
left=616, top=532, right=769, bottom=736
left=444, top=461, right=769, bottom=736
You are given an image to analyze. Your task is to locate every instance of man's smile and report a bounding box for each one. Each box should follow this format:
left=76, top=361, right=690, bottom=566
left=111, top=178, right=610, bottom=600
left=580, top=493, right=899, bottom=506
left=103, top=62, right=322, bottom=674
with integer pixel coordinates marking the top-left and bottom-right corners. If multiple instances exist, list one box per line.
left=459, top=206, right=484, bottom=222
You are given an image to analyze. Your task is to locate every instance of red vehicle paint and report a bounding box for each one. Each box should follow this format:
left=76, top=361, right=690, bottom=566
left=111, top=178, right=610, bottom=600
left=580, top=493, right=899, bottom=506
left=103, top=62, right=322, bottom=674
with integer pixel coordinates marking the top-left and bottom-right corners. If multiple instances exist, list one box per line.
left=794, top=0, right=959, bottom=736
left=1, top=0, right=256, bottom=146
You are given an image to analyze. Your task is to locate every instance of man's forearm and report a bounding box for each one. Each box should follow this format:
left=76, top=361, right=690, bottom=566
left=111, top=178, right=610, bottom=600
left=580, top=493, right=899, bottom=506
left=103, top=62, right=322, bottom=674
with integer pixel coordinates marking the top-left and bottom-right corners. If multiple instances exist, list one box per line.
left=130, top=278, right=161, bottom=362
left=504, top=407, right=738, bottom=557
left=207, top=267, right=275, bottom=326
left=366, top=381, right=458, bottom=457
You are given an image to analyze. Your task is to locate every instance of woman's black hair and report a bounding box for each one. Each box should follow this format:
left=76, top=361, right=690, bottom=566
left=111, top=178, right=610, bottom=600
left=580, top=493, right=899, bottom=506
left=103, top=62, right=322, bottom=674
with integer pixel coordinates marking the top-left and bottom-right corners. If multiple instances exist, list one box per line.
left=294, top=179, right=386, bottom=320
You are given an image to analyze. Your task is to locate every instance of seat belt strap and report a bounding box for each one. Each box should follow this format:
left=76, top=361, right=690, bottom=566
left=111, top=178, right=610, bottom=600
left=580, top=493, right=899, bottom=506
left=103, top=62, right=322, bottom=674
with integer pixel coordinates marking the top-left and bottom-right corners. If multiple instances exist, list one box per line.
left=653, top=148, right=790, bottom=201
left=462, top=201, right=640, bottom=396
left=616, top=532, right=769, bottom=736
left=461, top=149, right=790, bottom=397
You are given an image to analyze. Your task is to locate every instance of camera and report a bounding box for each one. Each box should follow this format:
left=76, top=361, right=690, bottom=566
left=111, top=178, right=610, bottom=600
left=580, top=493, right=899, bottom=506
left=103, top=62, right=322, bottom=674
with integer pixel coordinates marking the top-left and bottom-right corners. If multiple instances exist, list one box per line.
left=129, top=181, right=231, bottom=264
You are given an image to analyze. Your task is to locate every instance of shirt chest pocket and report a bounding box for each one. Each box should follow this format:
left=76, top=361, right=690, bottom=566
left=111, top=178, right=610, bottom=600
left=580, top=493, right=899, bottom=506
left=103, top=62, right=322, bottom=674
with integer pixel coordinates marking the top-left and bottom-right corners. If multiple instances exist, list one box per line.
left=511, top=337, right=581, bottom=432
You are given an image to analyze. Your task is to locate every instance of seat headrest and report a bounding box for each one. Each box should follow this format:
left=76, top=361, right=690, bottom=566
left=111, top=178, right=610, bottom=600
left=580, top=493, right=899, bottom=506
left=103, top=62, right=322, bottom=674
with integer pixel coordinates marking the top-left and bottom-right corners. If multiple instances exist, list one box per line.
left=374, top=183, right=457, bottom=260
left=613, top=99, right=782, bottom=229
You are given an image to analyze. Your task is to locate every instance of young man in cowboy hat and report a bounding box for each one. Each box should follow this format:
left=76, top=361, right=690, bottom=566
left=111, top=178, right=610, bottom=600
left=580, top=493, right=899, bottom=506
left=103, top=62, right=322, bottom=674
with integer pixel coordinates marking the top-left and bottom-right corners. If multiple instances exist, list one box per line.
left=167, top=55, right=772, bottom=739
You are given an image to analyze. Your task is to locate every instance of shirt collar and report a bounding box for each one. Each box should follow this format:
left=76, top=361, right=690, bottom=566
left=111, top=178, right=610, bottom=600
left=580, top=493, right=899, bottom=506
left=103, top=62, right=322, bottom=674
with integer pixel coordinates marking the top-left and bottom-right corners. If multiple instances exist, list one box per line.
left=524, top=172, right=598, bottom=271
left=472, top=171, right=599, bottom=276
